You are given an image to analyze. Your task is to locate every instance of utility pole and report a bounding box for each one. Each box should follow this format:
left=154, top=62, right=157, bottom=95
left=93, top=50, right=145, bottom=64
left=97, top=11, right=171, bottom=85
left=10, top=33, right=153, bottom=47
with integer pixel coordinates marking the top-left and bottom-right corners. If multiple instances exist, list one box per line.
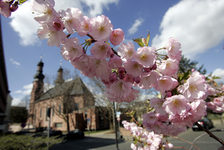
left=47, top=107, right=51, bottom=150
left=113, top=102, right=119, bottom=150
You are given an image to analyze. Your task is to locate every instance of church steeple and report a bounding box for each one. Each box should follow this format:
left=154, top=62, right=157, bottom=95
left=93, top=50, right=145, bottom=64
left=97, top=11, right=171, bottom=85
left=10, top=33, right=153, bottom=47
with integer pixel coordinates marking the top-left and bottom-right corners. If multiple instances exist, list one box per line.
left=54, top=63, right=64, bottom=86
left=29, top=58, right=45, bottom=126
left=34, top=59, right=45, bottom=81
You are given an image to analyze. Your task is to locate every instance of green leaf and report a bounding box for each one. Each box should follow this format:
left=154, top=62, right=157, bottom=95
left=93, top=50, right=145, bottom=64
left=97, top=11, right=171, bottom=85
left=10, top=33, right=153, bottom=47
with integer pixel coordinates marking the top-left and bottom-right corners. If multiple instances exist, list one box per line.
left=146, top=32, right=150, bottom=46
left=18, top=0, right=28, bottom=5
left=133, top=38, right=145, bottom=47
left=212, top=76, right=221, bottom=80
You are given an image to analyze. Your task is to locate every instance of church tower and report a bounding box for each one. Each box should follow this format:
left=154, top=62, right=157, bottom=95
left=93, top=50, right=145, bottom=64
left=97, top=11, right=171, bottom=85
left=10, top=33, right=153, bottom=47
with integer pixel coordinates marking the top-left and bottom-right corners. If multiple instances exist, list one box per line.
left=54, top=66, right=64, bottom=86
left=29, top=59, right=45, bottom=126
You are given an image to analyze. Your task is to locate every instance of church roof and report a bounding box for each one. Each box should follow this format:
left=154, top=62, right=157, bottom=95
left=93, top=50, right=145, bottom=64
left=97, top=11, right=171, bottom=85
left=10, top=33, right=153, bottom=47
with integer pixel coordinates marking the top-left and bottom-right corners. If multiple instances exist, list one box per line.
left=37, top=77, right=91, bottom=101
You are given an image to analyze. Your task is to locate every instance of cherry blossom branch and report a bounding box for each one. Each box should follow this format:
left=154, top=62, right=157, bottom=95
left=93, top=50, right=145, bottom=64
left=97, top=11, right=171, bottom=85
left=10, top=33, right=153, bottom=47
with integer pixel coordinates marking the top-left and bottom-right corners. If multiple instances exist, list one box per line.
left=155, top=47, right=166, bottom=51
left=195, top=122, right=224, bottom=146
left=87, top=33, right=97, bottom=43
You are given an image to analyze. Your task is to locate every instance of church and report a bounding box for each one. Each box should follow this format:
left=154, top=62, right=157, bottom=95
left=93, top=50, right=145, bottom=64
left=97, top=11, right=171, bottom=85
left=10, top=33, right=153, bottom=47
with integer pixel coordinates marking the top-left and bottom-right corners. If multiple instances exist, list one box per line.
left=27, top=60, right=110, bottom=131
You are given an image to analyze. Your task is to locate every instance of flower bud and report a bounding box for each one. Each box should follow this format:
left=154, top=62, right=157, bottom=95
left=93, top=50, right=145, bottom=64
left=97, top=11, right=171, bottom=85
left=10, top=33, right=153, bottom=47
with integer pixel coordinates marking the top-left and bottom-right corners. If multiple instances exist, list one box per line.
left=109, top=72, right=117, bottom=83
left=151, top=63, right=157, bottom=70
left=10, top=2, right=18, bottom=12
left=118, top=67, right=126, bottom=79
left=134, top=76, right=141, bottom=84
left=166, top=91, right=172, bottom=97
left=143, top=67, right=151, bottom=72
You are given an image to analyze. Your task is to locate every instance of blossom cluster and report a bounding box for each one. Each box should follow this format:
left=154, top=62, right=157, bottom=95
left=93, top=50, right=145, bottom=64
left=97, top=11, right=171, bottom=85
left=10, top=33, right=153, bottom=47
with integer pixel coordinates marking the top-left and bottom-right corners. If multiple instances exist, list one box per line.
left=207, top=96, right=224, bottom=113
left=142, top=70, right=211, bottom=136
left=31, top=0, right=184, bottom=104
left=122, top=120, right=173, bottom=150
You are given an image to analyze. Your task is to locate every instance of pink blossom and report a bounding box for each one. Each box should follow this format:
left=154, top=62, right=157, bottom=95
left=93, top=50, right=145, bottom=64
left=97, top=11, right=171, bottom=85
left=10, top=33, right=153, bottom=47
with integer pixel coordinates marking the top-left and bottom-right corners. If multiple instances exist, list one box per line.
left=110, top=28, right=124, bottom=46
left=107, top=79, right=132, bottom=98
left=61, top=38, right=83, bottom=61
left=37, top=21, right=66, bottom=47
left=207, top=96, right=224, bottom=113
left=135, top=46, right=156, bottom=68
left=114, top=88, right=138, bottom=102
left=61, top=8, right=84, bottom=34
left=158, top=58, right=179, bottom=76
left=178, top=71, right=207, bottom=101
left=143, top=112, right=159, bottom=126
left=156, top=76, right=178, bottom=92
left=190, top=99, right=207, bottom=122
left=130, top=143, right=137, bottom=150
left=71, top=54, right=95, bottom=78
left=109, top=72, right=117, bottom=83
left=123, top=121, right=163, bottom=150
left=0, top=1, right=11, bottom=17
left=106, top=80, right=138, bottom=102
left=117, top=42, right=136, bottom=60
left=166, top=38, right=182, bottom=61
left=139, top=71, right=159, bottom=89
left=89, top=57, right=110, bottom=81
left=165, top=124, right=187, bottom=136
left=32, top=0, right=58, bottom=23
left=89, top=15, right=113, bottom=41
left=163, top=95, right=190, bottom=116
left=108, top=55, right=122, bottom=69
left=91, top=42, right=111, bottom=59
left=206, top=84, right=217, bottom=96
left=150, top=98, right=166, bottom=114
left=124, top=60, right=143, bottom=77
left=77, top=16, right=92, bottom=36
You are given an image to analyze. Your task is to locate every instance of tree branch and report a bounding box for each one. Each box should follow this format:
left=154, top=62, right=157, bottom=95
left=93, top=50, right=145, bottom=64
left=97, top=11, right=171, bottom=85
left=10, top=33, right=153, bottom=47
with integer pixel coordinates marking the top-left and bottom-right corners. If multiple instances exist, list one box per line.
left=196, top=122, right=224, bottom=146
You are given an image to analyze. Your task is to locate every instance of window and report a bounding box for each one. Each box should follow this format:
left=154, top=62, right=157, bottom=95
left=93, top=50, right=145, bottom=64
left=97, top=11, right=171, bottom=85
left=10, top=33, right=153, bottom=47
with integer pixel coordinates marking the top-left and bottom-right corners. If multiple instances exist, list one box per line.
left=52, top=106, right=54, bottom=116
left=74, top=103, right=79, bottom=111
left=40, top=108, right=42, bottom=117
left=55, top=122, right=62, bottom=128
left=59, top=104, right=61, bottom=114
left=45, top=108, right=48, bottom=121
left=34, top=109, right=36, bottom=120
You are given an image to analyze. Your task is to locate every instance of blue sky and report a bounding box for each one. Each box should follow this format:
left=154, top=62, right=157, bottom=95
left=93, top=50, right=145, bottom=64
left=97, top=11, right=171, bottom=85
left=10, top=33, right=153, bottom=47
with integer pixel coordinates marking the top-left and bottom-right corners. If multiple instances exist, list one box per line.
left=2, top=0, right=224, bottom=106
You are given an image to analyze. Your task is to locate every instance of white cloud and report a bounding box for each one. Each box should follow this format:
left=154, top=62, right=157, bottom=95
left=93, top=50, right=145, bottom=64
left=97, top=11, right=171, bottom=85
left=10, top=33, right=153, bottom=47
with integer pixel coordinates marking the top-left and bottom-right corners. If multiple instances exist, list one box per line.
left=12, top=98, right=23, bottom=106
left=9, top=58, right=21, bottom=66
left=14, top=83, right=33, bottom=96
left=128, top=18, right=144, bottom=35
left=78, top=0, right=119, bottom=17
left=10, top=0, right=39, bottom=46
left=212, top=68, right=224, bottom=83
left=9, top=0, right=119, bottom=46
left=12, top=83, right=33, bottom=106
left=152, top=0, right=224, bottom=58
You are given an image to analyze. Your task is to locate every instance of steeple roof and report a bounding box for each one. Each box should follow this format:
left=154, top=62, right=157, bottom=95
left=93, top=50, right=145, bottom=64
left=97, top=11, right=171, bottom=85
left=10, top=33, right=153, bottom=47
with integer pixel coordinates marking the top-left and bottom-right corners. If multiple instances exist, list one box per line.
left=54, top=66, right=64, bottom=86
left=34, top=59, right=45, bottom=81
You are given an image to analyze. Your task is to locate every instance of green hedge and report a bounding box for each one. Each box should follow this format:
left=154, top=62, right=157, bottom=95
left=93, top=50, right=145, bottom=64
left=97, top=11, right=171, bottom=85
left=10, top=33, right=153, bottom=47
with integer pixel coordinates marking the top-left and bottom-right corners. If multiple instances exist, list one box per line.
left=0, top=134, right=62, bottom=150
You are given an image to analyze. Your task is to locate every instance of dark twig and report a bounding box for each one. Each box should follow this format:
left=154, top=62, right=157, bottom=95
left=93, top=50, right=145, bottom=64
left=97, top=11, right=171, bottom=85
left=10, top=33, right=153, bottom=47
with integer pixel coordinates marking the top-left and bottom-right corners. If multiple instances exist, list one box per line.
left=196, top=122, right=224, bottom=146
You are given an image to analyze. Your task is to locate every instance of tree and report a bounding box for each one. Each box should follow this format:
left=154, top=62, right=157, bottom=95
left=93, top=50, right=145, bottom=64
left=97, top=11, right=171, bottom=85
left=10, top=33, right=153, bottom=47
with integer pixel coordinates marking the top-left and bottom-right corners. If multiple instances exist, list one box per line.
left=10, top=106, right=28, bottom=124
left=179, top=56, right=207, bottom=75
